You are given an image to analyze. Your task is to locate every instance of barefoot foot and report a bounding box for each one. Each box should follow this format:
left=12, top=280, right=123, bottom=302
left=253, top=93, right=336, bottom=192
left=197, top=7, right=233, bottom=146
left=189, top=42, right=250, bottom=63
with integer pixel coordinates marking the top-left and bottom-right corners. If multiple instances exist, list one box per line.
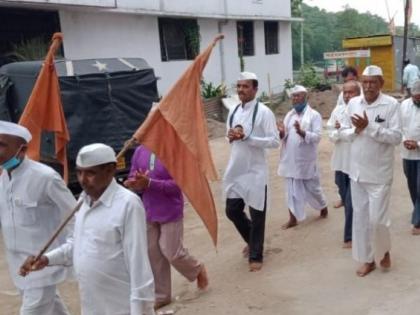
left=197, top=265, right=209, bottom=290
left=356, top=262, right=376, bottom=277
left=249, top=261, right=263, bottom=272
left=342, top=241, right=352, bottom=249
left=380, top=252, right=391, bottom=269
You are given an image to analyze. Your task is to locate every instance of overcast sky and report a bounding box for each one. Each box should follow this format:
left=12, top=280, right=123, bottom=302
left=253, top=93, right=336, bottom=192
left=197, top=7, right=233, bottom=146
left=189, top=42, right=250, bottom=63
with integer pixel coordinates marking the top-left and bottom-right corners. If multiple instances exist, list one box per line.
left=303, top=0, right=420, bottom=27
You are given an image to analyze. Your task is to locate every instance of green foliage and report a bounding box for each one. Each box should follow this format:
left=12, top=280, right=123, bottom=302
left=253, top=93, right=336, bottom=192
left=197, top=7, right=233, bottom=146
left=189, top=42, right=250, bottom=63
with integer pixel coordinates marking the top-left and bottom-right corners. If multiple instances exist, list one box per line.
left=201, top=81, right=226, bottom=99
left=182, top=20, right=200, bottom=58
left=296, top=64, right=321, bottom=88
left=11, top=37, right=61, bottom=61
left=292, top=3, right=391, bottom=69
left=291, top=0, right=303, bottom=17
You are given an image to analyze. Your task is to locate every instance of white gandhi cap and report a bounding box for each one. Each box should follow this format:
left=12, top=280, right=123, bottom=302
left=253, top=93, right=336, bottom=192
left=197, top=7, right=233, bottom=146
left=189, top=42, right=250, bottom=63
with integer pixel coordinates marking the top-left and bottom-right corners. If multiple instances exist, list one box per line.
left=238, top=71, right=258, bottom=81
left=76, top=143, right=117, bottom=168
left=290, top=85, right=308, bottom=94
left=412, top=80, right=420, bottom=95
left=0, top=121, right=32, bottom=143
left=362, top=65, right=383, bottom=76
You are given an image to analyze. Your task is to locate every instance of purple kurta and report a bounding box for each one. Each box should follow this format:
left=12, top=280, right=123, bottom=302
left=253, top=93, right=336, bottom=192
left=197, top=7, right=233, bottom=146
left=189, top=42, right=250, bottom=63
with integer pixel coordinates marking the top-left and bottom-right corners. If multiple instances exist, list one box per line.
left=129, top=145, right=183, bottom=223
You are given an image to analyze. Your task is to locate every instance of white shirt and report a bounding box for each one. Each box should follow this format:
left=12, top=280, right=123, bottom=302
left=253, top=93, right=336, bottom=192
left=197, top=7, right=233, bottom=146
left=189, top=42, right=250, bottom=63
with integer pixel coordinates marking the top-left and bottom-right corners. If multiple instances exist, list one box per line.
left=403, top=64, right=420, bottom=89
left=327, top=104, right=352, bottom=173
left=339, top=93, right=402, bottom=184
left=277, top=105, right=323, bottom=179
left=223, top=99, right=280, bottom=210
left=400, top=97, right=420, bottom=160
left=46, top=179, right=155, bottom=315
left=0, top=158, right=76, bottom=290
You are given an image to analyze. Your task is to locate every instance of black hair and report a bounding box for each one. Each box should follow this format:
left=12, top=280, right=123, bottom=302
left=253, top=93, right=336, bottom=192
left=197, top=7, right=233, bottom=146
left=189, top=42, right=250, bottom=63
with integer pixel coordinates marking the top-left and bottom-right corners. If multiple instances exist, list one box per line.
left=403, top=59, right=410, bottom=65
left=251, top=79, right=258, bottom=89
left=341, top=66, right=358, bottom=79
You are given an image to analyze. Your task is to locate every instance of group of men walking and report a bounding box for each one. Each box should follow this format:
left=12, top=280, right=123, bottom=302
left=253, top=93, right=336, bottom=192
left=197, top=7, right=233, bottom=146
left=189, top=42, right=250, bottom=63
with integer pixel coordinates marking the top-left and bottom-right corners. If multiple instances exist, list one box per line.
left=224, top=66, right=420, bottom=279
left=0, top=64, right=420, bottom=313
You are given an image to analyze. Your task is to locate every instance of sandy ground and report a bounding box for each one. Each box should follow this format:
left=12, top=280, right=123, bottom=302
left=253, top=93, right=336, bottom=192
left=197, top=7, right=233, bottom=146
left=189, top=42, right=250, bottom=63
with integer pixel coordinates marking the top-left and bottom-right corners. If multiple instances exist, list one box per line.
left=1, top=125, right=420, bottom=315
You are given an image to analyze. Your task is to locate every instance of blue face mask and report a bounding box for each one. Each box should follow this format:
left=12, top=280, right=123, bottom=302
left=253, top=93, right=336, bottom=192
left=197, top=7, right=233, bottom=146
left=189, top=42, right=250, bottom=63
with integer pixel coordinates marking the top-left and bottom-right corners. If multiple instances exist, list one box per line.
left=294, top=102, right=307, bottom=114
left=1, top=156, right=22, bottom=171
left=1, top=145, right=24, bottom=171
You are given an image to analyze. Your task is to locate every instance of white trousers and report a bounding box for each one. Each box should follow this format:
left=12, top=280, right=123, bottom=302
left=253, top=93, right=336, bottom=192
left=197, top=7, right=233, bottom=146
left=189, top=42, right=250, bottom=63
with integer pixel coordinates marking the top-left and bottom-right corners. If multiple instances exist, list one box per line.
left=20, top=285, right=70, bottom=315
left=351, top=180, right=391, bottom=263
left=286, top=177, right=327, bottom=221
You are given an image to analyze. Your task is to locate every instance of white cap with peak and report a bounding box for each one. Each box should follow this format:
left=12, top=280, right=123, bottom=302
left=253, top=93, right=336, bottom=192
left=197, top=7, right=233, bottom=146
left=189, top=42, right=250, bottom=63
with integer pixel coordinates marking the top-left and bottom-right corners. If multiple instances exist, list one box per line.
left=76, top=143, right=117, bottom=168
left=238, top=71, right=258, bottom=81
left=0, top=121, right=32, bottom=143
left=362, top=65, right=383, bottom=76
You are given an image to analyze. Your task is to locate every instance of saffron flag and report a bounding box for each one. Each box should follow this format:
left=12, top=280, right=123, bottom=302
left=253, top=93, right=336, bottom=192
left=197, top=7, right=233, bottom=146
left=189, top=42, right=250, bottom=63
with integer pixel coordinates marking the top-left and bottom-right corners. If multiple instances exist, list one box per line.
left=133, top=35, right=223, bottom=246
left=19, top=33, right=70, bottom=182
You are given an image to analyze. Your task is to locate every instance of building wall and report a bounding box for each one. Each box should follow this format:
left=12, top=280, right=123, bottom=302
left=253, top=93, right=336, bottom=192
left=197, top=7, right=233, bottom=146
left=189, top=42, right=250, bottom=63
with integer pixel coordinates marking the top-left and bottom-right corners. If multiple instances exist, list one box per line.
left=59, top=10, right=293, bottom=95
left=5, top=0, right=291, bottom=18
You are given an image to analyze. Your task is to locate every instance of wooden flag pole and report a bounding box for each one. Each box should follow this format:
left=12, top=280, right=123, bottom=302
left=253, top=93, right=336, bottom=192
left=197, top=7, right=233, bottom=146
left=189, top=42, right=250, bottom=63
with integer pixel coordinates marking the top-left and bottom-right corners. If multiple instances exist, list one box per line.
left=32, top=200, right=83, bottom=263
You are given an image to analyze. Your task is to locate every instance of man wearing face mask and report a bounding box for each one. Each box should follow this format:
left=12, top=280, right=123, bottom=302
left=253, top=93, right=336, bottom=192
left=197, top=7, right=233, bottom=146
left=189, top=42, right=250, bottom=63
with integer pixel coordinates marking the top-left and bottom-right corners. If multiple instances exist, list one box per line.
left=0, top=121, right=76, bottom=314
left=400, top=80, right=420, bottom=235
left=278, top=85, right=328, bottom=229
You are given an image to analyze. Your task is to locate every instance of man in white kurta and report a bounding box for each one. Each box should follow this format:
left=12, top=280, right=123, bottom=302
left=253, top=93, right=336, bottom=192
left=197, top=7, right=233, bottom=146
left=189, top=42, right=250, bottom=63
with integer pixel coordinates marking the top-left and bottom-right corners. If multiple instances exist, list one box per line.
left=223, top=72, right=280, bottom=272
left=339, top=65, right=402, bottom=277
left=0, top=121, right=75, bottom=315
left=400, top=80, right=420, bottom=235
left=278, top=85, right=328, bottom=229
left=20, top=143, right=155, bottom=315
left=327, top=81, right=360, bottom=247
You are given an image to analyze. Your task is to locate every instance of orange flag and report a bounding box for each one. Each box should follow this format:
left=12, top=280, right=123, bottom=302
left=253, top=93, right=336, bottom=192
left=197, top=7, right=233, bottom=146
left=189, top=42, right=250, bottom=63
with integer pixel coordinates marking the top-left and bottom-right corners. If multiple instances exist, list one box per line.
left=133, top=35, right=223, bottom=246
left=19, top=33, right=70, bottom=182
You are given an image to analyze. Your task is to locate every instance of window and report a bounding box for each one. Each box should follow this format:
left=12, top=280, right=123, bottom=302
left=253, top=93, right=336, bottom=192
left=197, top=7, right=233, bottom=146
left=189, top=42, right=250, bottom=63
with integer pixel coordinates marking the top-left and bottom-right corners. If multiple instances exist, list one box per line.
left=237, top=21, right=254, bottom=56
left=264, top=21, right=279, bottom=55
left=158, top=18, right=199, bottom=62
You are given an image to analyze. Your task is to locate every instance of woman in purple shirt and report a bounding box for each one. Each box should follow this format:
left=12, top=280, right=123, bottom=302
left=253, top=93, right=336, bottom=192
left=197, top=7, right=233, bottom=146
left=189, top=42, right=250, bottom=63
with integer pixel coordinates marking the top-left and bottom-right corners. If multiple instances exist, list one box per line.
left=124, top=145, right=208, bottom=310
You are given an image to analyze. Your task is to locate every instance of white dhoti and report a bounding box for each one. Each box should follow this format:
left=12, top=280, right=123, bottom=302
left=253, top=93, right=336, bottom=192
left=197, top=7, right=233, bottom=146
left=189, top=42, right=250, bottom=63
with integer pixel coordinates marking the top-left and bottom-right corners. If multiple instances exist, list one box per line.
left=351, top=180, right=391, bottom=263
left=286, top=177, right=327, bottom=221
left=20, top=285, right=70, bottom=315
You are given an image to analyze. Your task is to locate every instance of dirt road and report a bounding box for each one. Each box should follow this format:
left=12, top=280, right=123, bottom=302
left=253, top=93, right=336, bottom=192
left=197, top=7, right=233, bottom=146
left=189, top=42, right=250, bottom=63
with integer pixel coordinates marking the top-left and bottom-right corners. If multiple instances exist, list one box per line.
left=1, top=130, right=419, bottom=315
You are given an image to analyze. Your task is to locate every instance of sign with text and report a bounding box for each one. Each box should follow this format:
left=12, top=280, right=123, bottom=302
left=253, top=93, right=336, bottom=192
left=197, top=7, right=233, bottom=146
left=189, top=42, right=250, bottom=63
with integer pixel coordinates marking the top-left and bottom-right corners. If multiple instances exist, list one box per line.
left=323, top=50, right=370, bottom=60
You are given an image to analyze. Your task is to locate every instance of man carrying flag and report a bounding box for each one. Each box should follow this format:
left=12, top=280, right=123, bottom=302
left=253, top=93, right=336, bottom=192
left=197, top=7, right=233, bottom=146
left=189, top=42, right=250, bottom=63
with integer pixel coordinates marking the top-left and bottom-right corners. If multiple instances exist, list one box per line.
left=20, top=143, right=156, bottom=315
left=223, top=72, right=280, bottom=272
left=0, top=121, right=76, bottom=315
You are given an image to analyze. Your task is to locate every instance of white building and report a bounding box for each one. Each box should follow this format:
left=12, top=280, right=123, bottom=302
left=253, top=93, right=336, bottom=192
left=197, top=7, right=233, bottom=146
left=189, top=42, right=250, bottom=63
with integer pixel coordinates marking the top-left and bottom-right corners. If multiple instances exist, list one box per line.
left=1, top=0, right=297, bottom=95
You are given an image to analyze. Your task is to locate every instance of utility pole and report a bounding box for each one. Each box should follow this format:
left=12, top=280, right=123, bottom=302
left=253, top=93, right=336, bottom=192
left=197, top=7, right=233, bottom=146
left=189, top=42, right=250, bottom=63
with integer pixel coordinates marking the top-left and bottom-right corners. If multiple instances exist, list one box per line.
left=300, top=20, right=304, bottom=68
left=402, top=0, right=409, bottom=82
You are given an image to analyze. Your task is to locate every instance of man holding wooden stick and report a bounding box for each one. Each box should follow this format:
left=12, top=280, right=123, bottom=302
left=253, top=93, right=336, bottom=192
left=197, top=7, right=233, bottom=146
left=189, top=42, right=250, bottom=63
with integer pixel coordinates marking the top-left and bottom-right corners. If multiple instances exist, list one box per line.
left=20, top=143, right=156, bottom=315
left=0, top=121, right=76, bottom=315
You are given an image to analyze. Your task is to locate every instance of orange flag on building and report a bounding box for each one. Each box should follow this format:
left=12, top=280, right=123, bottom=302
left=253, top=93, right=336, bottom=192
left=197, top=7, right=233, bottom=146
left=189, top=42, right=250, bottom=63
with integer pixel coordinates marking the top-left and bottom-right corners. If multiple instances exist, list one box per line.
left=133, top=35, right=223, bottom=246
left=19, top=33, right=70, bottom=182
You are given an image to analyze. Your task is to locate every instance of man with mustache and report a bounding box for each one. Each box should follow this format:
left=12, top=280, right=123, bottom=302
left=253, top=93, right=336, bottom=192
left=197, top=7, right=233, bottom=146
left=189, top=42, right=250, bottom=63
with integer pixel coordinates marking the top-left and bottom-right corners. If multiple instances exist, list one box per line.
left=20, top=143, right=155, bottom=314
left=223, top=72, right=280, bottom=272
left=340, top=65, right=402, bottom=277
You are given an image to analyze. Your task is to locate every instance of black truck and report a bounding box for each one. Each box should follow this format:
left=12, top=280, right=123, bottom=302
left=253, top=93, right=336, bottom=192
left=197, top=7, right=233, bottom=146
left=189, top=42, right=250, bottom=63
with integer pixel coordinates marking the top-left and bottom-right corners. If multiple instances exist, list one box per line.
left=0, top=58, right=159, bottom=193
